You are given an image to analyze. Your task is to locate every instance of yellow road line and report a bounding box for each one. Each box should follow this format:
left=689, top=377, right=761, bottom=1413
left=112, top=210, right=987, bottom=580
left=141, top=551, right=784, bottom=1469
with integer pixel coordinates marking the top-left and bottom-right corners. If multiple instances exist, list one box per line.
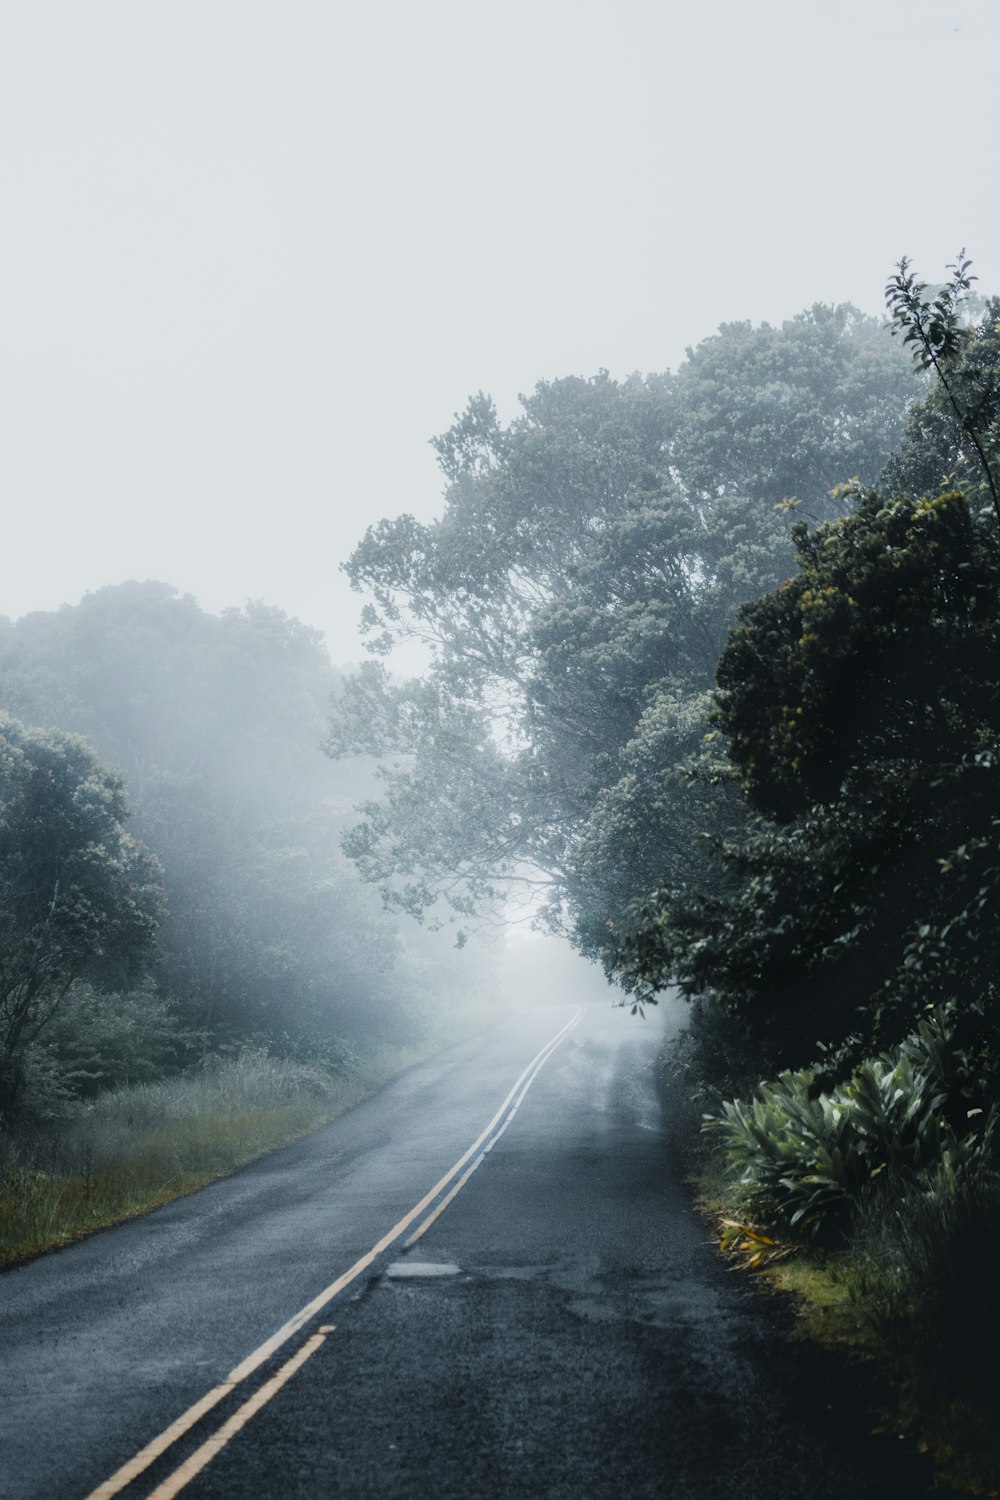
left=85, top=1384, right=237, bottom=1500
left=146, top=1332, right=330, bottom=1500
left=405, top=1016, right=578, bottom=1248
left=84, top=1008, right=582, bottom=1500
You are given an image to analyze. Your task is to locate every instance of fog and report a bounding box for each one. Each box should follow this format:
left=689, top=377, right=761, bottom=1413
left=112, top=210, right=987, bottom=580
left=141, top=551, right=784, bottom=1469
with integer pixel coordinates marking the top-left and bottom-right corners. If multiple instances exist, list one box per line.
left=2, top=0, right=999, bottom=1112
left=495, top=932, right=623, bottom=1011
left=2, top=0, right=997, bottom=654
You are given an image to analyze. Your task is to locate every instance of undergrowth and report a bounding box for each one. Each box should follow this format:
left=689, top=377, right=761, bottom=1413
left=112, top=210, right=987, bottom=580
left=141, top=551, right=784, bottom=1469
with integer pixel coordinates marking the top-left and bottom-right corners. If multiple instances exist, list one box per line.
left=673, top=998, right=1000, bottom=1496
left=750, top=1176, right=1000, bottom=1498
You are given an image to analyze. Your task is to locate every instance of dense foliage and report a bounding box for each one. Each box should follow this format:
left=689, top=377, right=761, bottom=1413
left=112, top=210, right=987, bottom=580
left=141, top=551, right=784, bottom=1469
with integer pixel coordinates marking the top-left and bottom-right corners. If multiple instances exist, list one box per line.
left=709, top=1005, right=997, bottom=1241
left=607, top=484, right=1000, bottom=1057
left=599, top=269, right=1000, bottom=1057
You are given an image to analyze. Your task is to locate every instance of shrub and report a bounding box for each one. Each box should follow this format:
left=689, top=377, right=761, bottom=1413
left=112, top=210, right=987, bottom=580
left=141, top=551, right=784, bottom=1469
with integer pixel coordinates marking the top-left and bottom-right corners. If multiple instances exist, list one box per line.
left=707, top=1008, right=997, bottom=1240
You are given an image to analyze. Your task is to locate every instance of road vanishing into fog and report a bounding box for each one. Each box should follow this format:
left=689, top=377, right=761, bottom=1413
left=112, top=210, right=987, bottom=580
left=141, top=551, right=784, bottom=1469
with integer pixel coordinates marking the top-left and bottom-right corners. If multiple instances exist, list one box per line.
left=1, top=1001, right=944, bottom=1500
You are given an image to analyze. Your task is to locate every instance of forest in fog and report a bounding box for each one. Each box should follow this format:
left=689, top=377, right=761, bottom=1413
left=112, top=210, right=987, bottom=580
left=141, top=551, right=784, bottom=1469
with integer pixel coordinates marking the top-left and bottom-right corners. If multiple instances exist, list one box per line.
left=0, top=585, right=500, bottom=1124
left=4, top=253, right=1000, bottom=1484
left=2, top=291, right=925, bottom=1126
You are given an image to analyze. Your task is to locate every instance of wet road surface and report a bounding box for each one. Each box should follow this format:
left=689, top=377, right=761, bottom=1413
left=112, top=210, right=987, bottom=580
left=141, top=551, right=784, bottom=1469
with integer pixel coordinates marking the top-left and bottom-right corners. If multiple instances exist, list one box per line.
left=0, top=1001, right=943, bottom=1498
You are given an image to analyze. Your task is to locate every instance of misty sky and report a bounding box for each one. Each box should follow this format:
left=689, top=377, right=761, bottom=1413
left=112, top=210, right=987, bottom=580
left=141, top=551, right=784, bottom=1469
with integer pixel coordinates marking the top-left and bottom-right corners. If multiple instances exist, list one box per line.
left=3, top=0, right=997, bottom=662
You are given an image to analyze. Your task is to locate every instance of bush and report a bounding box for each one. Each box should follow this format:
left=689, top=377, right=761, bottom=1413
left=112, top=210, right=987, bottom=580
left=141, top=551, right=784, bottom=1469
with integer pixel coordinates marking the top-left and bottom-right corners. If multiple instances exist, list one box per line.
left=707, top=1008, right=997, bottom=1240
left=665, top=995, right=776, bottom=1120
left=21, top=981, right=196, bottom=1114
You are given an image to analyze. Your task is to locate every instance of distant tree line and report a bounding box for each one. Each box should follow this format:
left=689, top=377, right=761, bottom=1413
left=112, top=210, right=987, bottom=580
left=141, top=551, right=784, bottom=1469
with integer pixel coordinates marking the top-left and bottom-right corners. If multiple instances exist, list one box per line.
left=0, top=584, right=491, bottom=1124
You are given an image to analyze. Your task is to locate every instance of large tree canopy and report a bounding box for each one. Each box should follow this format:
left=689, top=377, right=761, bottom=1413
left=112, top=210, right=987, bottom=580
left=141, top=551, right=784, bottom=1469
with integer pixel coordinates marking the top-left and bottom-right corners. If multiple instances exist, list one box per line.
left=668, top=302, right=920, bottom=516
left=333, top=304, right=918, bottom=945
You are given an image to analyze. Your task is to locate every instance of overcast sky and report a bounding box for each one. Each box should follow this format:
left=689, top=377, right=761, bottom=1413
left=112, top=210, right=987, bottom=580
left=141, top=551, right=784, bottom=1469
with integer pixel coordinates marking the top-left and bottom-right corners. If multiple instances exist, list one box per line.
left=2, top=0, right=997, bottom=661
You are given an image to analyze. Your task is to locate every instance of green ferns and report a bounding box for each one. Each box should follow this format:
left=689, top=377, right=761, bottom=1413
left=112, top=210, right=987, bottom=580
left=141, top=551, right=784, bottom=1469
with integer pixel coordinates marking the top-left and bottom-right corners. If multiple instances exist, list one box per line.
left=708, top=1010, right=996, bottom=1240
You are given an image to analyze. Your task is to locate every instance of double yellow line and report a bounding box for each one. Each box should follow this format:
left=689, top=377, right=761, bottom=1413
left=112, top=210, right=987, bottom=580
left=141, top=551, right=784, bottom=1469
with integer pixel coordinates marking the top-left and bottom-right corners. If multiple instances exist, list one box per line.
left=86, top=1007, right=582, bottom=1500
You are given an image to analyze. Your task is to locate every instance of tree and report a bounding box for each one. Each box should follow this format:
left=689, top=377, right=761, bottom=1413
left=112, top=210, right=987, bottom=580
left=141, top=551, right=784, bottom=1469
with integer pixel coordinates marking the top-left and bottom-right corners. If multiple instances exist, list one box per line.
left=884, top=252, right=1000, bottom=522
left=0, top=715, right=161, bottom=1119
left=605, top=483, right=1000, bottom=1063
left=670, top=302, right=921, bottom=519
left=333, top=308, right=918, bottom=947
left=565, top=687, right=740, bottom=963
left=0, top=584, right=462, bottom=1057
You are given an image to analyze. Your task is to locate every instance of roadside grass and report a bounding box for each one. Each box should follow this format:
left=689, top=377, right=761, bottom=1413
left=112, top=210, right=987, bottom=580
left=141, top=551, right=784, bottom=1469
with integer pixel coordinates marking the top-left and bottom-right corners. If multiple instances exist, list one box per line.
left=699, top=1160, right=1000, bottom=1497
left=0, top=1036, right=460, bottom=1269
left=755, top=1251, right=1000, bottom=1497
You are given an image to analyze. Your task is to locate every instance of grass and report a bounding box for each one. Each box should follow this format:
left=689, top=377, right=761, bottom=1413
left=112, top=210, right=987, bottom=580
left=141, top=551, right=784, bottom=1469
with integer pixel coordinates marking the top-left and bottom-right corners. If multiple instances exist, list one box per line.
left=0, top=1037, right=457, bottom=1268
left=755, top=1252, right=1000, bottom=1497
left=700, top=1163, right=1000, bottom=1497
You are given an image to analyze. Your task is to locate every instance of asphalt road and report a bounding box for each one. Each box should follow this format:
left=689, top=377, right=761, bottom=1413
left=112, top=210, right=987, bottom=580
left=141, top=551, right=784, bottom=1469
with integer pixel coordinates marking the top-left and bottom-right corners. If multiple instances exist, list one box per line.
left=0, top=1000, right=944, bottom=1499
